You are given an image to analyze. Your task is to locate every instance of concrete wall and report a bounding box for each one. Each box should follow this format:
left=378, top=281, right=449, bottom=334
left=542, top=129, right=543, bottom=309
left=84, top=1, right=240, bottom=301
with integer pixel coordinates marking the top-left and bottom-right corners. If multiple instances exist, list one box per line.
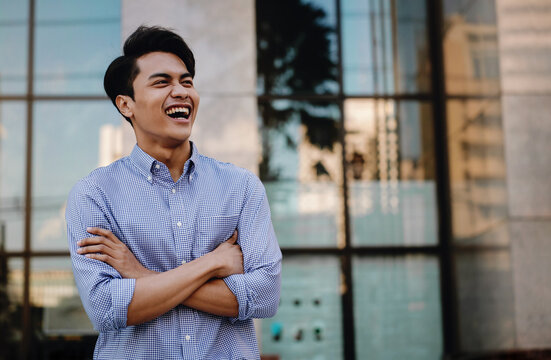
left=121, top=0, right=260, bottom=173
left=497, top=0, right=551, bottom=348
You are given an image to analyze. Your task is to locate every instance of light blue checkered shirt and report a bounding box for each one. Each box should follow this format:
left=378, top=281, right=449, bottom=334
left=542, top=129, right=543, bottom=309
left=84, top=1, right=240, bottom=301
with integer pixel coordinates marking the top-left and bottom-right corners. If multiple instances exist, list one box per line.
left=66, top=142, right=282, bottom=360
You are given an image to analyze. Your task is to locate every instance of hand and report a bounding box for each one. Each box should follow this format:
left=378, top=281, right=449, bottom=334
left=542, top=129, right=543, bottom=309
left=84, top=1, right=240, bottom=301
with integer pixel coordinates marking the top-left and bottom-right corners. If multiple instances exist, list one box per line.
left=77, top=227, right=155, bottom=279
left=210, top=230, right=243, bottom=278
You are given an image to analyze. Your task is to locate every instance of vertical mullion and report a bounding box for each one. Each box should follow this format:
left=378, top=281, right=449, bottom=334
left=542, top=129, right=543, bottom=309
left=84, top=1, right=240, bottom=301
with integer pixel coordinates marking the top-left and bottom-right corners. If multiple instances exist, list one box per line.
left=21, top=0, right=35, bottom=358
left=427, top=0, right=458, bottom=356
left=336, top=0, right=356, bottom=359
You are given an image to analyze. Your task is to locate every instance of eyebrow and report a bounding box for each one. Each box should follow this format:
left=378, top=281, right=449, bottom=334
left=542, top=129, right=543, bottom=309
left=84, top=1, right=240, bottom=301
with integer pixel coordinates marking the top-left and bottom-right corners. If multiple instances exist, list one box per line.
left=148, top=72, right=193, bottom=80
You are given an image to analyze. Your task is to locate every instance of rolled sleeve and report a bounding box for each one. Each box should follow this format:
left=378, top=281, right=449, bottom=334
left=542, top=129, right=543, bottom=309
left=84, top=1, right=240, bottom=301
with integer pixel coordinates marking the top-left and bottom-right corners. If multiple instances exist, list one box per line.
left=66, top=179, right=136, bottom=332
left=224, top=175, right=282, bottom=322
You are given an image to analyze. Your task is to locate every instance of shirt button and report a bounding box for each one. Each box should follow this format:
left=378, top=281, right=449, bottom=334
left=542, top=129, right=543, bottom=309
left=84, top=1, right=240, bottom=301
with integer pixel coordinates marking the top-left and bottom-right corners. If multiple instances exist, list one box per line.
left=147, top=176, right=152, bottom=181
left=172, top=188, right=176, bottom=194
left=185, top=335, right=191, bottom=341
left=155, top=164, right=160, bottom=169
left=177, top=221, right=182, bottom=227
left=181, top=259, right=186, bottom=264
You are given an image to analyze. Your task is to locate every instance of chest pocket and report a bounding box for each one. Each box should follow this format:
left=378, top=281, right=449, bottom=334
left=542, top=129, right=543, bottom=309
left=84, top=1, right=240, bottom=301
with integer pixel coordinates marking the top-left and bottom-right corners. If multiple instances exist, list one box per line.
left=194, top=214, right=240, bottom=256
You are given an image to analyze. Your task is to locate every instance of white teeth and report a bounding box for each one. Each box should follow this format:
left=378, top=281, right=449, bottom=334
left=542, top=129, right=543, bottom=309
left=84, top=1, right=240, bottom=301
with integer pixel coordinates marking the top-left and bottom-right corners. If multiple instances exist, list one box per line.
left=165, top=107, right=190, bottom=116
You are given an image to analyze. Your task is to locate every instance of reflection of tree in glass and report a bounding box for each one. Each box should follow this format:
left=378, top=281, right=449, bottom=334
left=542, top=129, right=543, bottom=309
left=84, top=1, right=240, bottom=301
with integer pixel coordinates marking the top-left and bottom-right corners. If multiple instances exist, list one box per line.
left=257, top=0, right=339, bottom=181
left=0, top=236, right=17, bottom=359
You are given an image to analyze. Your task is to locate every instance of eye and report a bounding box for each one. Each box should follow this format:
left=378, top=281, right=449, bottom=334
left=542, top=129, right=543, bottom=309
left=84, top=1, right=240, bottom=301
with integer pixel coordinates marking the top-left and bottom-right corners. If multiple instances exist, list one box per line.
left=182, top=79, right=193, bottom=86
left=153, top=80, right=169, bottom=86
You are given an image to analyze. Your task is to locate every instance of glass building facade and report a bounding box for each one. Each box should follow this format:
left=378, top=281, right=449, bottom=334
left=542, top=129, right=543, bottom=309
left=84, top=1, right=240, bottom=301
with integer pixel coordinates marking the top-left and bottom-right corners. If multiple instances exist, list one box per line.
left=1, top=0, right=551, bottom=359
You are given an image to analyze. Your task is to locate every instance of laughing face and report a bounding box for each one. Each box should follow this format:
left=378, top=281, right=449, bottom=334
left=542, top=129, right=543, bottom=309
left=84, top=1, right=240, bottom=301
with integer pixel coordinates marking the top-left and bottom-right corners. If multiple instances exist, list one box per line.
left=117, top=51, right=200, bottom=150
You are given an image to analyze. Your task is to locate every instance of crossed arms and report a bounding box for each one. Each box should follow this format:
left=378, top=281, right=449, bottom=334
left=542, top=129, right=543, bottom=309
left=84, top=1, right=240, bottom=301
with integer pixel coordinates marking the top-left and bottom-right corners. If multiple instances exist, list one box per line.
left=78, top=227, right=242, bottom=325
left=66, top=176, right=282, bottom=331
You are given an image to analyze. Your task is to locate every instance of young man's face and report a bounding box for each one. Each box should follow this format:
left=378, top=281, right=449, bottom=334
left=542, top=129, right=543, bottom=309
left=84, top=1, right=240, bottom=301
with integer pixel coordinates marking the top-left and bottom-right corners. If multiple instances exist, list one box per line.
left=123, top=51, right=200, bottom=148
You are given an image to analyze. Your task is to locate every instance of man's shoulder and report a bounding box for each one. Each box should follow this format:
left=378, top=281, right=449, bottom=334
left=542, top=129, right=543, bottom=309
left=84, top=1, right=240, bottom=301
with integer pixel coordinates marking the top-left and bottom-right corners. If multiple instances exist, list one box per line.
left=69, top=156, right=131, bottom=197
left=197, top=153, right=258, bottom=184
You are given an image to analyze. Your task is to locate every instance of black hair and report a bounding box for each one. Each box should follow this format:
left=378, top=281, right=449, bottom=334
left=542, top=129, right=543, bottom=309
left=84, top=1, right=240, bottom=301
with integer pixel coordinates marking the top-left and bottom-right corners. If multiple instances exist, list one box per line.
left=103, top=25, right=196, bottom=124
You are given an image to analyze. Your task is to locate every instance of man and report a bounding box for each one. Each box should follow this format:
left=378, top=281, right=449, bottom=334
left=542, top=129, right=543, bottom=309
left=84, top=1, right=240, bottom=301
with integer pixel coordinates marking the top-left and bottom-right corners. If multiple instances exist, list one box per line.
left=66, top=25, right=282, bottom=359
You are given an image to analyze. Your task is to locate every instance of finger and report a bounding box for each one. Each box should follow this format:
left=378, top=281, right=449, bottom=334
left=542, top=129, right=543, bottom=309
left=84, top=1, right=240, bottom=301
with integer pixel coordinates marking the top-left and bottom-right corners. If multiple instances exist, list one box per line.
left=77, top=236, right=115, bottom=249
left=84, top=253, right=112, bottom=264
left=77, top=236, right=106, bottom=247
left=226, top=230, right=238, bottom=244
left=87, top=227, right=116, bottom=242
left=77, top=244, right=114, bottom=256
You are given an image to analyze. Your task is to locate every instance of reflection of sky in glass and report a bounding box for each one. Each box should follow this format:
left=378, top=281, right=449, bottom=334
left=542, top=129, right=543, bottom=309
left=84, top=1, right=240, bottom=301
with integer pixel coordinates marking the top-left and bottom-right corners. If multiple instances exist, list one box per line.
left=0, top=101, right=26, bottom=198
left=342, top=0, right=429, bottom=95
left=0, top=101, right=26, bottom=250
left=32, top=101, right=121, bottom=250
left=34, top=0, right=120, bottom=95
left=0, top=0, right=29, bottom=94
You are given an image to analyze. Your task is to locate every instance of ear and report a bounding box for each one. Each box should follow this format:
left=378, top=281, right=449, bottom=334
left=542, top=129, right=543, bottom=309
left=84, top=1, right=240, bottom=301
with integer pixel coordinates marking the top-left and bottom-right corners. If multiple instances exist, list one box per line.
left=115, top=95, right=134, bottom=119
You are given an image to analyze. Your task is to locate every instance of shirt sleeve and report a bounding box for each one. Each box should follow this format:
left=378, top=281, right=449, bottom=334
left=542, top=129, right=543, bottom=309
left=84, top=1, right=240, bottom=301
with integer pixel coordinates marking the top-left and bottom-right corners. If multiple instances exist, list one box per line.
left=65, top=178, right=135, bottom=332
left=223, top=174, right=282, bottom=321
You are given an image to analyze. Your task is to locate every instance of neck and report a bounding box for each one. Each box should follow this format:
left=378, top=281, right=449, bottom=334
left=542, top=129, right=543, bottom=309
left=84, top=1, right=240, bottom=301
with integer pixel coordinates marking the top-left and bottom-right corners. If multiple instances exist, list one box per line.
left=137, top=139, right=191, bottom=182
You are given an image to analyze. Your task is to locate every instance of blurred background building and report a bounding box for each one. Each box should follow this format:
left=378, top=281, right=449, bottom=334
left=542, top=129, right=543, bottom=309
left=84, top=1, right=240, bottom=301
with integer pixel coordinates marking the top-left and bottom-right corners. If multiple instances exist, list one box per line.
left=1, top=0, right=550, bottom=359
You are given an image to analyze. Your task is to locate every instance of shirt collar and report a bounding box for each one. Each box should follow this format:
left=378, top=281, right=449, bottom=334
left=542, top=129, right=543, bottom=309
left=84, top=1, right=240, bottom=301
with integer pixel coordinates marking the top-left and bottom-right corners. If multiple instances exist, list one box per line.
left=129, top=142, right=200, bottom=181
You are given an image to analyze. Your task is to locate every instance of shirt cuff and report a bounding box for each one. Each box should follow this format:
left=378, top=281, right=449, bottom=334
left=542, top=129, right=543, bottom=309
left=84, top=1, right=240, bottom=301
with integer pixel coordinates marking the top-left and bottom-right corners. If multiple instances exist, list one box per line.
left=111, top=278, right=136, bottom=329
left=223, top=274, right=253, bottom=322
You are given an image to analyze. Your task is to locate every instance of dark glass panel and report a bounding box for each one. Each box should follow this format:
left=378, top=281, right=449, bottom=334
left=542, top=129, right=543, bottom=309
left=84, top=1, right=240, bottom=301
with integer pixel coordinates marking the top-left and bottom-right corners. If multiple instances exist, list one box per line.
left=0, top=258, right=23, bottom=359
left=30, top=257, right=97, bottom=359
left=455, top=249, right=515, bottom=351
left=256, top=0, right=338, bottom=95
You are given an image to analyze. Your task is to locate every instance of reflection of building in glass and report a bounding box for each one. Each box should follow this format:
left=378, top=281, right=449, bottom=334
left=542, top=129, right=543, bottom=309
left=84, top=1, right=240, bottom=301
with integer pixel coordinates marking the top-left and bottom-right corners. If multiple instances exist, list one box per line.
left=444, top=14, right=500, bottom=95
left=444, top=13, right=508, bottom=244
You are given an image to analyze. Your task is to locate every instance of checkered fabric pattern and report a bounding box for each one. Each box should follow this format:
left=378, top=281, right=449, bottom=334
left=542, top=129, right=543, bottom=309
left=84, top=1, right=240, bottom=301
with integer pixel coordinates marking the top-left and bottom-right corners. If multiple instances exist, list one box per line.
left=66, top=142, right=282, bottom=360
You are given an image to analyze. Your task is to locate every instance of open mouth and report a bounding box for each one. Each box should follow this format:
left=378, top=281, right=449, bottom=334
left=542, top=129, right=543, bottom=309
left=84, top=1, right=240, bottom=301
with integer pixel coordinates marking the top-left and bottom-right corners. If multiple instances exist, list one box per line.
left=165, top=106, right=191, bottom=120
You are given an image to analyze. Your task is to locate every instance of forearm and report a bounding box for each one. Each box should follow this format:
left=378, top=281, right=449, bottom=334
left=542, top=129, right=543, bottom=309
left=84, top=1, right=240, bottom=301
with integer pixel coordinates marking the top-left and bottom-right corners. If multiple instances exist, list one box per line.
left=127, top=253, right=220, bottom=326
left=182, top=279, right=238, bottom=317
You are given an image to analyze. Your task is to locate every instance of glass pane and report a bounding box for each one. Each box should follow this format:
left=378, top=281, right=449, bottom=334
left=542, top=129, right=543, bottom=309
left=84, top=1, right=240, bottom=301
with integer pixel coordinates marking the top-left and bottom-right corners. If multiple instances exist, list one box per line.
left=256, top=0, right=338, bottom=95
left=261, top=256, right=343, bottom=360
left=0, top=101, right=26, bottom=251
left=353, top=255, right=443, bottom=359
left=1, top=257, right=23, bottom=359
left=0, top=0, right=28, bottom=94
left=30, top=257, right=97, bottom=359
left=447, top=99, right=508, bottom=245
left=342, top=0, right=430, bottom=95
left=259, top=100, right=343, bottom=248
left=32, top=101, right=123, bottom=250
left=345, top=99, right=438, bottom=245
left=455, top=249, right=515, bottom=351
left=34, top=0, right=120, bottom=95
left=443, top=0, right=500, bottom=95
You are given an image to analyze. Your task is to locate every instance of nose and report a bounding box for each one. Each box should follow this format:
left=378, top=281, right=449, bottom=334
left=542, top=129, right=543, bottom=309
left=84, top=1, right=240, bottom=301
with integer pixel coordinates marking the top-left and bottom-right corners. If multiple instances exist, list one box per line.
left=170, top=82, right=189, bottom=99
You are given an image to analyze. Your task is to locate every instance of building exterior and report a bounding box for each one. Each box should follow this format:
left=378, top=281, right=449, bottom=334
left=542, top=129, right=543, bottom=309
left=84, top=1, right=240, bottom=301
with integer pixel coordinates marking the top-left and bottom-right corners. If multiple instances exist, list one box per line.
left=1, top=0, right=551, bottom=359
